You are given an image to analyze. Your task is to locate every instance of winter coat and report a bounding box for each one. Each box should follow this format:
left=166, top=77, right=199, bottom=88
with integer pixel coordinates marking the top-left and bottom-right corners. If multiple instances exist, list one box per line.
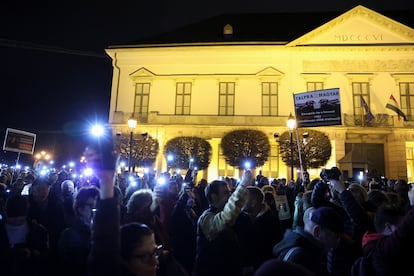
left=360, top=205, right=414, bottom=276
left=272, top=227, right=330, bottom=276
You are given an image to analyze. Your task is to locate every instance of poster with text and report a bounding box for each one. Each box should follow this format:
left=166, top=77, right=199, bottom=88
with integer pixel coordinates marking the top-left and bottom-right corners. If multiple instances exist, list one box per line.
left=3, top=128, right=36, bottom=154
left=293, top=88, right=342, bottom=127
left=274, top=194, right=291, bottom=221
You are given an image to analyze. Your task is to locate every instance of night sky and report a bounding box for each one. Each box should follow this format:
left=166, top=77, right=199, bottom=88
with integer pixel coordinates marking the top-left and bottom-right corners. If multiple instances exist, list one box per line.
left=1, top=0, right=413, bottom=166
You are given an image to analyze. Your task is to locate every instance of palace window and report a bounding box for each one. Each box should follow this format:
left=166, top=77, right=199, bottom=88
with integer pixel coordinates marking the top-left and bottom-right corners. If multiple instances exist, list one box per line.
left=307, top=82, right=324, bottom=91
left=219, top=82, right=235, bottom=115
left=400, top=82, right=414, bottom=120
left=262, top=82, right=278, bottom=116
left=134, top=83, right=150, bottom=119
left=352, top=82, right=371, bottom=118
left=175, top=82, right=192, bottom=115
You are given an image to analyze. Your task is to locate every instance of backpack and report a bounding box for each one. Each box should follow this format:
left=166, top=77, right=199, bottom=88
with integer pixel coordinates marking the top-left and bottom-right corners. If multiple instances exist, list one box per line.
left=351, top=251, right=374, bottom=276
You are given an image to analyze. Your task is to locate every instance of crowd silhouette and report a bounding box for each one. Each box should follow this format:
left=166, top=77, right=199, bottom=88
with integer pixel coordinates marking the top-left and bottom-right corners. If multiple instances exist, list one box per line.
left=0, top=161, right=413, bottom=276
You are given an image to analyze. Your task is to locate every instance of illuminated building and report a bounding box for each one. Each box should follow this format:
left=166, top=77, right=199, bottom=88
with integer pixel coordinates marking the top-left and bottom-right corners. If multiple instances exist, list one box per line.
left=105, top=5, right=414, bottom=182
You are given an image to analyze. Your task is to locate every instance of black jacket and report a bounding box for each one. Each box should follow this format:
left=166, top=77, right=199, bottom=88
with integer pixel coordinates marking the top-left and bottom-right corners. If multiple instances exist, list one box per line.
left=273, top=227, right=329, bottom=276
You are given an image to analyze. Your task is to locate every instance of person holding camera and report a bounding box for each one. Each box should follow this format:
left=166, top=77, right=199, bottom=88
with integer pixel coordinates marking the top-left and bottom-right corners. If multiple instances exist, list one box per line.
left=313, top=167, right=373, bottom=276
left=170, top=183, right=199, bottom=275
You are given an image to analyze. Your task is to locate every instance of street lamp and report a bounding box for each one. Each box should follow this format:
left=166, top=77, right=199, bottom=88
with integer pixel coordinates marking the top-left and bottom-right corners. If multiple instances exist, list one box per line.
left=286, top=112, right=296, bottom=181
left=128, top=118, right=137, bottom=173
left=34, top=150, right=52, bottom=169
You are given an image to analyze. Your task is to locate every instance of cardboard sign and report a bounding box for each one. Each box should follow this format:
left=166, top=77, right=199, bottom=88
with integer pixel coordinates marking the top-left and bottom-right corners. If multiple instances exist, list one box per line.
left=294, top=88, right=342, bottom=127
left=3, top=128, right=36, bottom=154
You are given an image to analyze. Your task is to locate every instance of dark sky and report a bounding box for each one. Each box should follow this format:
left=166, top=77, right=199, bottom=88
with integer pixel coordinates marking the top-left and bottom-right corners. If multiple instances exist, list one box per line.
left=1, top=0, right=413, bottom=165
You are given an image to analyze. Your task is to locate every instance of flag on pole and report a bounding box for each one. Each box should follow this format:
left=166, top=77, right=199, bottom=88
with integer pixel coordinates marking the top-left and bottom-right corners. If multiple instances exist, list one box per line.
left=386, top=94, right=407, bottom=121
left=360, top=95, right=374, bottom=123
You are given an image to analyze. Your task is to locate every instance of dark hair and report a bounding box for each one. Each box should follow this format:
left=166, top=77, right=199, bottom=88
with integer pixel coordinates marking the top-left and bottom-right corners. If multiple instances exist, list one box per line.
left=73, top=186, right=100, bottom=214
left=205, top=180, right=228, bottom=204
left=367, top=190, right=390, bottom=210
left=247, top=186, right=264, bottom=203
left=120, top=223, right=154, bottom=260
left=374, top=205, right=403, bottom=233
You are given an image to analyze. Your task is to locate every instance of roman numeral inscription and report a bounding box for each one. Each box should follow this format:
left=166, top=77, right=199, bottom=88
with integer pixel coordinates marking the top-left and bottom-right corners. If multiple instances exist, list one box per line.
left=334, top=34, right=383, bottom=42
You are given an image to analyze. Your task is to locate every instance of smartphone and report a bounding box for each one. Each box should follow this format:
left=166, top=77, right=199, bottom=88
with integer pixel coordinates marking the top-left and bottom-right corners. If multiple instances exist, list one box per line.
left=84, top=127, right=117, bottom=171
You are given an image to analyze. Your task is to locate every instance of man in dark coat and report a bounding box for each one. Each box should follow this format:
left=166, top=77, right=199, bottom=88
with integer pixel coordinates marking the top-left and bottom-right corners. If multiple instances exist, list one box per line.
left=234, top=186, right=283, bottom=271
left=273, top=206, right=343, bottom=276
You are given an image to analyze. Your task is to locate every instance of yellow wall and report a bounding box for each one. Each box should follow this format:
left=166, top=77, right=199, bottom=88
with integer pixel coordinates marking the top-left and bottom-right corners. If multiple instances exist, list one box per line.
left=106, top=6, right=414, bottom=182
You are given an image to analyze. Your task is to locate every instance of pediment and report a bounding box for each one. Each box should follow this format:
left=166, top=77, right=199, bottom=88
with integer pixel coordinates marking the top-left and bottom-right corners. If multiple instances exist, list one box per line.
left=256, top=66, right=284, bottom=76
left=130, top=67, right=156, bottom=78
left=287, top=5, right=414, bottom=46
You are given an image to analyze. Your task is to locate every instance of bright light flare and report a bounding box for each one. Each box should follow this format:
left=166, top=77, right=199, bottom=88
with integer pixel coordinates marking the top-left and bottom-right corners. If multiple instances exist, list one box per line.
left=358, top=171, right=363, bottom=181
left=91, top=124, right=105, bottom=137
left=84, top=168, right=94, bottom=177
left=157, top=176, right=167, bottom=186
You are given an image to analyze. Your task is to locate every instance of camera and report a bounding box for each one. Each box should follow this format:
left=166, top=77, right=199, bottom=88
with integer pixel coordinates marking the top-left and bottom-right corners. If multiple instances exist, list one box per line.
left=320, top=167, right=341, bottom=182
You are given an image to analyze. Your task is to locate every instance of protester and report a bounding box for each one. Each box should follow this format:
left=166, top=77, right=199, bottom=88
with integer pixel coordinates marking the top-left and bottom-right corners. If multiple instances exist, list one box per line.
left=58, top=186, right=100, bottom=276
left=28, top=175, right=66, bottom=274
left=272, top=206, right=343, bottom=276
left=124, top=188, right=170, bottom=249
left=170, top=183, right=199, bottom=275
left=234, top=186, right=283, bottom=271
left=193, top=170, right=253, bottom=276
left=0, top=195, right=49, bottom=275
left=353, top=186, right=414, bottom=276
left=88, top=156, right=187, bottom=276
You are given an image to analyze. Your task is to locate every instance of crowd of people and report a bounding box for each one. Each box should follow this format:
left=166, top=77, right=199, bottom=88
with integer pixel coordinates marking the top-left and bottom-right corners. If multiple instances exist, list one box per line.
left=0, top=160, right=413, bottom=276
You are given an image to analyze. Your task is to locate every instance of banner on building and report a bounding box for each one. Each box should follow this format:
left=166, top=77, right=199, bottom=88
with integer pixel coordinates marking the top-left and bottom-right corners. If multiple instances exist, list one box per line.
left=3, top=128, right=36, bottom=154
left=293, top=88, right=342, bottom=127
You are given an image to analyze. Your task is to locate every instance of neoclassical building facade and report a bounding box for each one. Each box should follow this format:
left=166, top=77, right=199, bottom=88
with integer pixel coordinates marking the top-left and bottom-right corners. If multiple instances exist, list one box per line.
left=105, top=5, right=414, bottom=182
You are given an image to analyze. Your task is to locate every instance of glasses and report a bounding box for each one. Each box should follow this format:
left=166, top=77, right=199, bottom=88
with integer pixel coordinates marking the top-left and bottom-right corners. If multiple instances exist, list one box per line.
left=132, top=245, right=163, bottom=263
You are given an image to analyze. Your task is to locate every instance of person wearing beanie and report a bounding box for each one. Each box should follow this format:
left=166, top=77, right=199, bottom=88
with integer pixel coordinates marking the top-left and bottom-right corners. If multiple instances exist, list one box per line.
left=272, top=206, right=343, bottom=276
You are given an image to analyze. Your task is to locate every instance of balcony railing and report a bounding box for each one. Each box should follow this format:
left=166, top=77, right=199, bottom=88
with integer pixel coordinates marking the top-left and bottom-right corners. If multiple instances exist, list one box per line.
left=111, top=111, right=288, bottom=126
left=112, top=111, right=411, bottom=128
left=343, top=113, right=395, bottom=127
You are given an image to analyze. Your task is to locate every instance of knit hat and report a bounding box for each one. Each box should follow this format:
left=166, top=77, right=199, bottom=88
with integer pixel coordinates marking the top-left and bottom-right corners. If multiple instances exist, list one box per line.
left=310, top=206, right=344, bottom=234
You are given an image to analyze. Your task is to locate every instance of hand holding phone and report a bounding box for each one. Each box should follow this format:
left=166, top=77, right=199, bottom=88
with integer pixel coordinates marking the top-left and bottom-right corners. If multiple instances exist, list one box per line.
left=84, top=126, right=118, bottom=198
